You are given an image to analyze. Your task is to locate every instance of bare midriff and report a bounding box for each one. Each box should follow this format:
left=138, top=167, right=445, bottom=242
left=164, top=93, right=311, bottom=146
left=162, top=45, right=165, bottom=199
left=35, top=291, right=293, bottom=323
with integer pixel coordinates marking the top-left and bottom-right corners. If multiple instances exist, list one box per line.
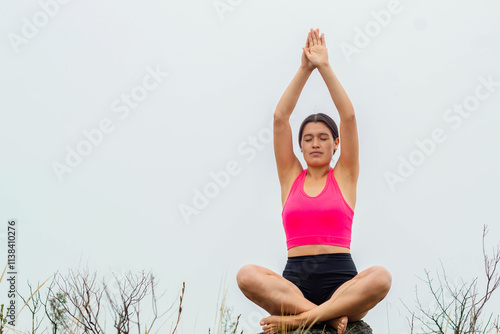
left=287, top=244, right=350, bottom=257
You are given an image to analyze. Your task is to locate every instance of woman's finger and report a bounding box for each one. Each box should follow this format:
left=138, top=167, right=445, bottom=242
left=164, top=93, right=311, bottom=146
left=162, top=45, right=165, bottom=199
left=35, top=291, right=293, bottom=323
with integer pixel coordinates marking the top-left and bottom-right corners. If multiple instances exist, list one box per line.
left=303, top=47, right=311, bottom=57
left=311, top=28, right=318, bottom=45
left=321, top=33, right=325, bottom=46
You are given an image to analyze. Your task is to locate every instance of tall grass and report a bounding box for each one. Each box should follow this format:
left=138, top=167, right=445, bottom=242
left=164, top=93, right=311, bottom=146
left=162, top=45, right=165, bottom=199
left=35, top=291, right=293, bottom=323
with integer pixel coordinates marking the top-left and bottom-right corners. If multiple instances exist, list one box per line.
left=1, top=266, right=342, bottom=334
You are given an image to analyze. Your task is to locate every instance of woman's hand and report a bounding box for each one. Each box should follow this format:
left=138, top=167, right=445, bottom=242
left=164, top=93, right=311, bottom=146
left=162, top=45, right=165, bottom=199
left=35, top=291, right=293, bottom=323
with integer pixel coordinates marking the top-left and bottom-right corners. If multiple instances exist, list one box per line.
left=303, top=28, right=329, bottom=68
left=301, top=30, right=316, bottom=71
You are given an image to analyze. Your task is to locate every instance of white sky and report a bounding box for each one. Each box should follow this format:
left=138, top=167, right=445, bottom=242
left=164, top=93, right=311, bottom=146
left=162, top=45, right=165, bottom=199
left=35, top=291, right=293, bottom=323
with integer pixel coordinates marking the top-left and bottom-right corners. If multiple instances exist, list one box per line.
left=1, top=0, right=500, bottom=333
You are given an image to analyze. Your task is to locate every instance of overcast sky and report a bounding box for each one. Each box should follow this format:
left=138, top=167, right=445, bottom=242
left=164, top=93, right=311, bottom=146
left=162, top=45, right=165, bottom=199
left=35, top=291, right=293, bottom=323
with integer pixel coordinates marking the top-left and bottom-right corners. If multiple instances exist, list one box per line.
left=1, top=0, right=500, bottom=333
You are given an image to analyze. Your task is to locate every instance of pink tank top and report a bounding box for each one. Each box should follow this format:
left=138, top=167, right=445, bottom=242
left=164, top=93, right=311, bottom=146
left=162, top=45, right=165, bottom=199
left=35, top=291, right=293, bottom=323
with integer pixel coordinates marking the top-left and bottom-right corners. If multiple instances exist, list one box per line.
left=282, top=167, right=354, bottom=250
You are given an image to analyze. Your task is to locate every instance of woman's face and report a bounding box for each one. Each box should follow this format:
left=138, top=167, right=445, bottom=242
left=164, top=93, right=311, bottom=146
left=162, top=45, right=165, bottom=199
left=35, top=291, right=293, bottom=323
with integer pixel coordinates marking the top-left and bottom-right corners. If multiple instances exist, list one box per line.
left=301, top=122, right=339, bottom=167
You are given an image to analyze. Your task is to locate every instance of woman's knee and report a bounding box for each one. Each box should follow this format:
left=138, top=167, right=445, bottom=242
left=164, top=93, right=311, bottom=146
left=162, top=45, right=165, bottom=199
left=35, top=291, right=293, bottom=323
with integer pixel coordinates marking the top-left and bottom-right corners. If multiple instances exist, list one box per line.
left=236, top=264, right=262, bottom=290
left=371, top=266, right=392, bottom=295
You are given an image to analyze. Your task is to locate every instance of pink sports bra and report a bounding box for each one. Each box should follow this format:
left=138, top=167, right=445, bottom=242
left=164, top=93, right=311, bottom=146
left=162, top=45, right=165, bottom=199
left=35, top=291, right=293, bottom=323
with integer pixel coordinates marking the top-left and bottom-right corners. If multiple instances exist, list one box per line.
left=282, top=167, right=354, bottom=250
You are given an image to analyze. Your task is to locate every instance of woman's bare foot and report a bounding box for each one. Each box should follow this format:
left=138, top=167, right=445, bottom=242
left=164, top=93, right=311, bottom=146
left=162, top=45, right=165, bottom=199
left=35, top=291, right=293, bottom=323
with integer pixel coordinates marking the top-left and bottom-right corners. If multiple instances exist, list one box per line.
left=259, top=314, right=303, bottom=334
left=328, top=315, right=348, bottom=334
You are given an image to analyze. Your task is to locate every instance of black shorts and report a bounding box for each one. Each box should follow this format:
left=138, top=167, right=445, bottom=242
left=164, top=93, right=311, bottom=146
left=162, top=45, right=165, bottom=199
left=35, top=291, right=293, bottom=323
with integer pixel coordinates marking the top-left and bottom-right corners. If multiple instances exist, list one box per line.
left=282, top=253, right=358, bottom=306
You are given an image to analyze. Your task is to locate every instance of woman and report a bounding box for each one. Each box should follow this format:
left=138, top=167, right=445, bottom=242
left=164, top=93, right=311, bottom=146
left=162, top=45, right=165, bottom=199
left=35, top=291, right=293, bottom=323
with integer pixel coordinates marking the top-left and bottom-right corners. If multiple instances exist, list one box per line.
left=236, top=28, right=392, bottom=334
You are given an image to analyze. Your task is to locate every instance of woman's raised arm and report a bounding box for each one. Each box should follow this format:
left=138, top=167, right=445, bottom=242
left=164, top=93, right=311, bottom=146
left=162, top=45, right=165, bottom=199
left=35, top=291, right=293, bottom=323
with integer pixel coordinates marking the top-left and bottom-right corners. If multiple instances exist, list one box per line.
left=273, top=31, right=317, bottom=190
left=304, top=28, right=359, bottom=179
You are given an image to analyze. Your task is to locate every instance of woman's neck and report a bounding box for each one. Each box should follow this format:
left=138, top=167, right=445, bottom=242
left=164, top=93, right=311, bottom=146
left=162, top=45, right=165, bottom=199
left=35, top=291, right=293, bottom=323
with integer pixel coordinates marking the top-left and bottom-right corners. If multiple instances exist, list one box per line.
left=306, top=165, right=331, bottom=179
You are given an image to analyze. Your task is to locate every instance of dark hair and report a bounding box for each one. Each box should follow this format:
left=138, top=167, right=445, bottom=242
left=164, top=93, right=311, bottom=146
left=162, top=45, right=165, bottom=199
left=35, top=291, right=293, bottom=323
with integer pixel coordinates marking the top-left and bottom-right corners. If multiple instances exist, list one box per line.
left=298, top=113, right=339, bottom=149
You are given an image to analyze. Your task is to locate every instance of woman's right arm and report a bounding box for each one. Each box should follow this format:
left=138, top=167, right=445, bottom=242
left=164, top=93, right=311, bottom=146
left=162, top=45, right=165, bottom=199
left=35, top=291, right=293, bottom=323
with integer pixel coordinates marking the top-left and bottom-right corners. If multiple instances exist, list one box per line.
left=273, top=65, right=312, bottom=199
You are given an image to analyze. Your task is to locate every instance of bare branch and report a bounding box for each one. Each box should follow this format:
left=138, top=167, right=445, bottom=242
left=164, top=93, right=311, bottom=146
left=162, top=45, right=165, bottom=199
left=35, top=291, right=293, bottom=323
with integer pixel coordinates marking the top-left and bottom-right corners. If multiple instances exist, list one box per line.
left=404, top=224, right=500, bottom=334
left=55, top=268, right=105, bottom=333
left=17, top=281, right=44, bottom=334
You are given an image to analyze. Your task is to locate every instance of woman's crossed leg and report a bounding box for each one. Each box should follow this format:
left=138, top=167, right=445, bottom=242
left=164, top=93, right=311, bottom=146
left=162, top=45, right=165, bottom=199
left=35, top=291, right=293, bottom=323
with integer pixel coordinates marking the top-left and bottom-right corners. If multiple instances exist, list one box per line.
left=236, top=264, right=391, bottom=334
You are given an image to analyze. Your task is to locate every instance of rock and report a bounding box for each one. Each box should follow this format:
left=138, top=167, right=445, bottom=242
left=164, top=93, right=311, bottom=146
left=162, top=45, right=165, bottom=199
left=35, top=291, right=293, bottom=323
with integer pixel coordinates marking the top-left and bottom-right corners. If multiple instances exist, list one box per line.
left=257, top=320, right=373, bottom=334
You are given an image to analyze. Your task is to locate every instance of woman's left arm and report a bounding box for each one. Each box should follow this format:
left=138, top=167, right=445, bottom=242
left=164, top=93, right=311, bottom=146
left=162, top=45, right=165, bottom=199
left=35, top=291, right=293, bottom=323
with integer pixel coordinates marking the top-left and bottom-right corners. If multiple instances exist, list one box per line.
left=304, top=28, right=359, bottom=178
left=318, top=63, right=359, bottom=179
